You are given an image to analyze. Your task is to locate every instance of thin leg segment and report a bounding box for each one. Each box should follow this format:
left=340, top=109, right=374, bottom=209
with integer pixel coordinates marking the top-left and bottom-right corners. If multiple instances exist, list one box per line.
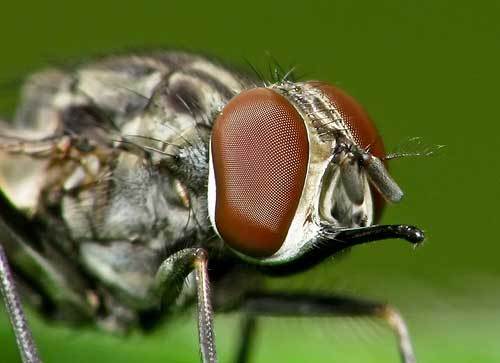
left=0, top=244, right=41, bottom=363
left=235, top=315, right=257, bottom=363
left=194, top=250, right=217, bottom=363
left=239, top=292, right=415, bottom=363
left=154, top=248, right=217, bottom=363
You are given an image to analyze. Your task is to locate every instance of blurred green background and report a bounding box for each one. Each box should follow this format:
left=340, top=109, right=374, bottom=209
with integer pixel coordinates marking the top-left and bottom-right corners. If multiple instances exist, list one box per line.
left=0, top=0, right=499, bottom=362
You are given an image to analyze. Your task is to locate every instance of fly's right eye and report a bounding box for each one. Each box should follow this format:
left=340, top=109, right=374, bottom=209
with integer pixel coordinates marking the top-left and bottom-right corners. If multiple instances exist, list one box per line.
left=309, top=81, right=388, bottom=218
left=210, top=88, right=309, bottom=257
left=308, top=81, right=385, bottom=160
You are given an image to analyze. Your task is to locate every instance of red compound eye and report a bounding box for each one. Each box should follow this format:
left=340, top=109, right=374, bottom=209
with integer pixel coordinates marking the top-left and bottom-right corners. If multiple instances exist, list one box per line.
left=211, top=88, right=309, bottom=257
left=308, top=81, right=386, bottom=219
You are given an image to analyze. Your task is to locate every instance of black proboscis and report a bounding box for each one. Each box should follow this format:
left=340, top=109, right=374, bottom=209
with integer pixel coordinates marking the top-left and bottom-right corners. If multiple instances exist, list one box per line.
left=261, top=224, right=424, bottom=275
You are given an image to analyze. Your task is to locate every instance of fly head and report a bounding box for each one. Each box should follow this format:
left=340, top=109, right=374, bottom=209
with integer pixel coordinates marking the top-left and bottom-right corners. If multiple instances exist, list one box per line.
left=207, top=81, right=424, bottom=271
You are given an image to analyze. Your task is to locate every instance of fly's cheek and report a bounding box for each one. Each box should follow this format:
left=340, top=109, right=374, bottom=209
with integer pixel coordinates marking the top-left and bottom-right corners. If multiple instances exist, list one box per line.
left=308, top=81, right=386, bottom=219
left=211, top=88, right=309, bottom=257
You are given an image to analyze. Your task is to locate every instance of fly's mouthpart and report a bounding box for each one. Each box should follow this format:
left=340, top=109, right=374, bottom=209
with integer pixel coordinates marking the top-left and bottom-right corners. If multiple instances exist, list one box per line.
left=260, top=224, right=425, bottom=274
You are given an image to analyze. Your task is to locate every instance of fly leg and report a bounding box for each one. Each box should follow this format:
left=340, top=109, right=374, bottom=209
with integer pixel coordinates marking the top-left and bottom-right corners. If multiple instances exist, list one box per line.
left=236, top=292, right=415, bottom=363
left=0, top=244, right=41, bottom=363
left=0, top=191, right=95, bottom=362
left=154, top=248, right=217, bottom=363
left=234, top=315, right=257, bottom=363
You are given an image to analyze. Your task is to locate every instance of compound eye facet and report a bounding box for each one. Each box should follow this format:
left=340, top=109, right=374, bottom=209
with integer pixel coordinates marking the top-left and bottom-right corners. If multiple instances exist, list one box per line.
left=211, top=88, right=309, bottom=257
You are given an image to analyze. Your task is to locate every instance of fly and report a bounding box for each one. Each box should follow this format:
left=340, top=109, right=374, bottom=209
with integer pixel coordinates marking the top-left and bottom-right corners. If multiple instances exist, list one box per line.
left=0, top=51, right=424, bottom=363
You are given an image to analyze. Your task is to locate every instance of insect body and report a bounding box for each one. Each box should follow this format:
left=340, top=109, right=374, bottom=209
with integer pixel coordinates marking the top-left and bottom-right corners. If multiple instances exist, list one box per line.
left=0, top=51, right=424, bottom=363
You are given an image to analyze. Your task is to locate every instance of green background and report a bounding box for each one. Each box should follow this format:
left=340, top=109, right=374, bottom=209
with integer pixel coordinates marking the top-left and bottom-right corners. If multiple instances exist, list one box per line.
left=0, top=1, right=499, bottom=362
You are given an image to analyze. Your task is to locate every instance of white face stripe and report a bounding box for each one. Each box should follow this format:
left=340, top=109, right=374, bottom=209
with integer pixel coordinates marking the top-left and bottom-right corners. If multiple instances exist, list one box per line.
left=207, top=142, right=220, bottom=239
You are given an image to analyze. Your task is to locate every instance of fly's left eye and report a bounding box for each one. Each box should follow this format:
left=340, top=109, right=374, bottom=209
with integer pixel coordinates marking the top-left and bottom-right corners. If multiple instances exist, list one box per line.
left=210, top=88, right=309, bottom=257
